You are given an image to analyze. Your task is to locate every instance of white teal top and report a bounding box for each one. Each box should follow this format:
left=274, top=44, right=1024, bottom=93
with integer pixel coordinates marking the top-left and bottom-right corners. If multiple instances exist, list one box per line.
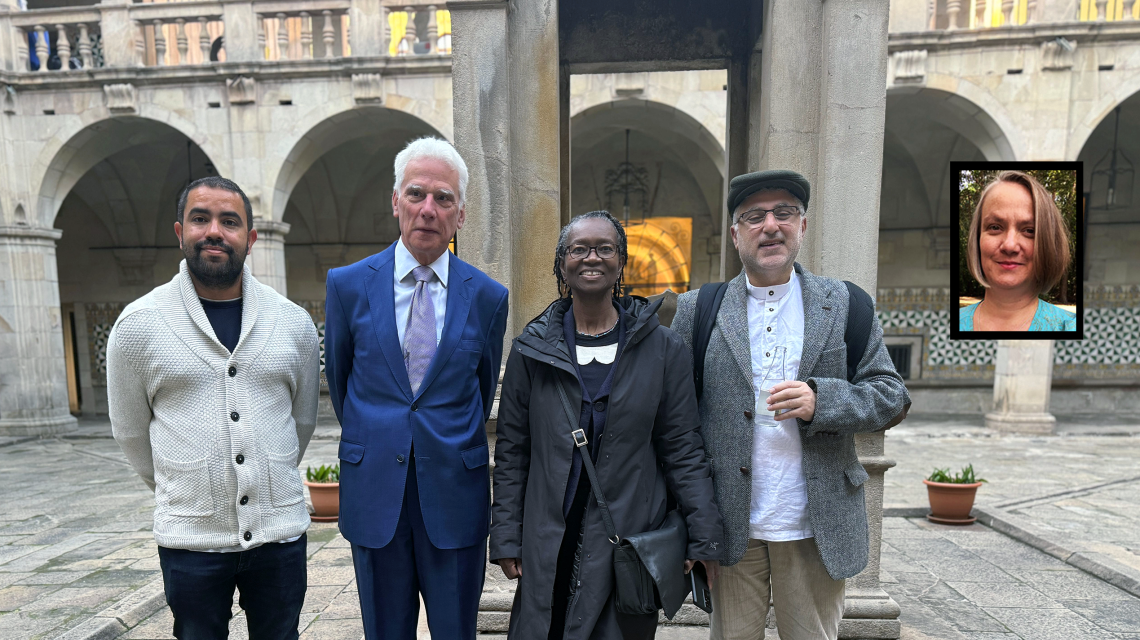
left=959, top=299, right=1077, bottom=332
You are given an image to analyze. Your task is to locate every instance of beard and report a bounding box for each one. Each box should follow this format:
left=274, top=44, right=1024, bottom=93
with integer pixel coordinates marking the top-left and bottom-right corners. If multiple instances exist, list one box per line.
left=184, top=237, right=247, bottom=289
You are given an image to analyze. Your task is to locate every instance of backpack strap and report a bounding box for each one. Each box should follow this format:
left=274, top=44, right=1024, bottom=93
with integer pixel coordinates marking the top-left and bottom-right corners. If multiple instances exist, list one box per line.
left=843, top=280, right=875, bottom=383
left=693, top=281, right=729, bottom=401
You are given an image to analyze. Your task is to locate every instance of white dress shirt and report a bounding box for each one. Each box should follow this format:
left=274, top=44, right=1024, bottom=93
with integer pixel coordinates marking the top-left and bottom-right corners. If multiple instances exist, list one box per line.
left=393, top=238, right=449, bottom=348
left=745, top=272, right=813, bottom=542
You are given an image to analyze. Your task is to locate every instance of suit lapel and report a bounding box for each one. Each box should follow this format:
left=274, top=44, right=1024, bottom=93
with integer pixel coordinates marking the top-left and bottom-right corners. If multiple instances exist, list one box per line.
left=796, top=264, right=835, bottom=382
left=414, top=253, right=472, bottom=399
left=716, top=272, right=753, bottom=384
left=365, top=246, right=413, bottom=401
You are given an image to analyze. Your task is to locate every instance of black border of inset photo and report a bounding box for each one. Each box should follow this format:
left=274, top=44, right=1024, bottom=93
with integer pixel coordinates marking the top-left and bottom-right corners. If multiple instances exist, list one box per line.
left=949, top=161, right=1085, bottom=341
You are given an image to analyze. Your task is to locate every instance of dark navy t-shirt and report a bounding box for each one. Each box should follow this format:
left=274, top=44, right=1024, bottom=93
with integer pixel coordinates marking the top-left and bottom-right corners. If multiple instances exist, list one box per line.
left=200, top=297, right=242, bottom=353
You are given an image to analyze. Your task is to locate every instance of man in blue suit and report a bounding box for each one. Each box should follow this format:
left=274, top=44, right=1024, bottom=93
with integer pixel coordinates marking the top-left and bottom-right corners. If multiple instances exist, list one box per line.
left=324, top=137, right=509, bottom=639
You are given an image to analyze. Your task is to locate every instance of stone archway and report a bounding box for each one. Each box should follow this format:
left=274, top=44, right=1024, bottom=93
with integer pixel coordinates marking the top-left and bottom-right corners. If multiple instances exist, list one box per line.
left=570, top=99, right=724, bottom=294
left=1, top=116, right=218, bottom=431
left=275, top=106, right=446, bottom=304
left=879, top=86, right=1014, bottom=289
left=1075, top=88, right=1140, bottom=286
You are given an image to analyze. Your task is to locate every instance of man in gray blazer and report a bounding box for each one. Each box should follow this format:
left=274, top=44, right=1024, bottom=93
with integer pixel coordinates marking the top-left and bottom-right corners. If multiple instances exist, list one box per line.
left=672, top=169, right=910, bottom=640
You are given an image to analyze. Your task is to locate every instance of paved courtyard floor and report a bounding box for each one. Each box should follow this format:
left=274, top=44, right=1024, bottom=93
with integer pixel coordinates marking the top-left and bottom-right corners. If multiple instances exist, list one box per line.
left=0, top=415, right=1137, bottom=639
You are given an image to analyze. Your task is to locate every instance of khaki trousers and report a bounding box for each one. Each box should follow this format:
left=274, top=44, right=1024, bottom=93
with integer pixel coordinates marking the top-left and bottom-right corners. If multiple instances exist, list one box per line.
left=710, top=538, right=845, bottom=640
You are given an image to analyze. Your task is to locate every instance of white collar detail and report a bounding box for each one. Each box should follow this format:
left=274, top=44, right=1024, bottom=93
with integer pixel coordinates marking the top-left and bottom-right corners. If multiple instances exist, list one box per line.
left=745, top=273, right=795, bottom=301
left=395, top=237, right=450, bottom=288
left=576, top=343, right=618, bottom=365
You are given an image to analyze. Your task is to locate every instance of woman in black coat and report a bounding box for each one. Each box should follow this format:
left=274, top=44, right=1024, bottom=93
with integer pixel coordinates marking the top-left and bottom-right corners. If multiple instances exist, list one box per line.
left=490, top=211, right=724, bottom=640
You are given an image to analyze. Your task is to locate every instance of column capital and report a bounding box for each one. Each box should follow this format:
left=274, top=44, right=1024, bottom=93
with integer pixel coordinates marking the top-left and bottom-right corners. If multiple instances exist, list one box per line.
left=254, top=219, right=291, bottom=238
left=0, top=225, right=63, bottom=241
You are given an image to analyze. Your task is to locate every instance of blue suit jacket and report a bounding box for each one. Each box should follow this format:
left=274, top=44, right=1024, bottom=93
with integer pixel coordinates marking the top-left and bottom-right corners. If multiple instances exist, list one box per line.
left=324, top=243, right=509, bottom=549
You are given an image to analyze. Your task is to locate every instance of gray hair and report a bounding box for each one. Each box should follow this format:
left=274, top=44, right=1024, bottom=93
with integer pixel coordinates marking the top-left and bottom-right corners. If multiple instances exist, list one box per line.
left=732, top=187, right=808, bottom=224
left=393, top=137, right=469, bottom=204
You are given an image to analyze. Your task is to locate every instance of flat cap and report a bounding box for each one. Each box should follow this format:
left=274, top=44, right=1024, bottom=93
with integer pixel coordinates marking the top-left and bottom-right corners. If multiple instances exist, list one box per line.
left=727, top=169, right=811, bottom=216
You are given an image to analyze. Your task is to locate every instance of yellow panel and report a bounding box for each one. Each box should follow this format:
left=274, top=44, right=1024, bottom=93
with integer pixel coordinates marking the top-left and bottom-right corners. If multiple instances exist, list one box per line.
left=623, top=217, right=692, bottom=297
left=389, top=11, right=408, bottom=56
left=438, top=10, right=452, bottom=36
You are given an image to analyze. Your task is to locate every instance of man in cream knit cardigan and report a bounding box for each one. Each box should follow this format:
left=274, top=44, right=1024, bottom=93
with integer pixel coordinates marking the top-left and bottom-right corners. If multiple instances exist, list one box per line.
left=108, top=176, right=320, bottom=639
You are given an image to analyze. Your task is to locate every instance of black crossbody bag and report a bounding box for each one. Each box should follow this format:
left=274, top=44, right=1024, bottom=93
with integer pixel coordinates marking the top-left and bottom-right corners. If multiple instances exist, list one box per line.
left=555, top=382, right=691, bottom=620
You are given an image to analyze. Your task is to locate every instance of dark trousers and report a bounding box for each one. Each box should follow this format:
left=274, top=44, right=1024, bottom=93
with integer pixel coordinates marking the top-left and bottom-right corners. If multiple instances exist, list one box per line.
left=157, top=535, right=307, bottom=640
left=351, top=457, right=486, bottom=640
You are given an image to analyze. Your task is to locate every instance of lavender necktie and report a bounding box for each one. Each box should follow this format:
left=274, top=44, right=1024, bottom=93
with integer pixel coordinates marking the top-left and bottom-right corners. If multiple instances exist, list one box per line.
left=405, top=265, right=437, bottom=395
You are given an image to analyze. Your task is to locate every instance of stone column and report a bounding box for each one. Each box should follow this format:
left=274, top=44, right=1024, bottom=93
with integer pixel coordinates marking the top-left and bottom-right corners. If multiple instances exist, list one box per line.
left=249, top=219, right=289, bottom=295
left=221, top=1, right=260, bottom=63
left=985, top=340, right=1057, bottom=434
left=349, top=0, right=385, bottom=57
left=97, top=0, right=138, bottom=68
left=450, top=0, right=561, bottom=339
left=759, top=2, right=898, bottom=638
left=0, top=226, right=78, bottom=436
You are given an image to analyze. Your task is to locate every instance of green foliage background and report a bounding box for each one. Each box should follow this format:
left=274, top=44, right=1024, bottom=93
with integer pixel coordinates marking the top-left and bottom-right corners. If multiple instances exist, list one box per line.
left=958, top=169, right=1079, bottom=304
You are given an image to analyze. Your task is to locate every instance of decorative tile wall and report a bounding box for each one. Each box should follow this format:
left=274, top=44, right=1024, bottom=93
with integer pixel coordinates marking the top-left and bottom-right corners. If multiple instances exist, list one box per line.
left=85, top=303, right=126, bottom=387
left=876, top=286, right=1140, bottom=380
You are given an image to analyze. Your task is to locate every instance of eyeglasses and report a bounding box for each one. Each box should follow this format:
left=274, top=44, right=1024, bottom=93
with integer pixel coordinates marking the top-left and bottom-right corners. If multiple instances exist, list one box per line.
left=735, top=206, right=801, bottom=226
left=567, top=244, right=618, bottom=260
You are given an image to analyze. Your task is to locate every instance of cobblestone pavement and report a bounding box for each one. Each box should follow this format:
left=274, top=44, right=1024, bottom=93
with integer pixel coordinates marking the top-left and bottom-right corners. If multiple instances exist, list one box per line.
left=1, top=416, right=1138, bottom=639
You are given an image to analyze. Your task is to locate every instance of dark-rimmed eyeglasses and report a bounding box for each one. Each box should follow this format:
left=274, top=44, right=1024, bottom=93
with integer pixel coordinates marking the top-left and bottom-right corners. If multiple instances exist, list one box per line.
left=567, top=244, right=618, bottom=260
left=735, top=206, right=801, bottom=226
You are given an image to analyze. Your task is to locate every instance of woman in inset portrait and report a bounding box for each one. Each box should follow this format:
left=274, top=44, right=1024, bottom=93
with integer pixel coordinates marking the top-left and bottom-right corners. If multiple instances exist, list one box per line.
left=490, top=211, right=724, bottom=640
left=959, top=170, right=1077, bottom=331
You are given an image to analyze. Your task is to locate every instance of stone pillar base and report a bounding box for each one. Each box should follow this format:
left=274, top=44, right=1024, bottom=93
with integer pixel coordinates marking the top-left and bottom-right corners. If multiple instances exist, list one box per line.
left=841, top=588, right=902, bottom=639
left=985, top=411, right=1056, bottom=434
left=0, top=413, right=79, bottom=437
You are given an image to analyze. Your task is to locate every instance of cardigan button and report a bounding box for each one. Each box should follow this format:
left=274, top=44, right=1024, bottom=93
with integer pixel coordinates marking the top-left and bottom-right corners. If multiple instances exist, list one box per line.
left=235, top=454, right=245, bottom=465
left=228, top=366, right=237, bottom=377
left=744, top=410, right=753, bottom=420
left=240, top=496, right=248, bottom=506
left=243, top=531, right=252, bottom=542
left=740, top=466, right=750, bottom=475
left=230, top=411, right=239, bottom=422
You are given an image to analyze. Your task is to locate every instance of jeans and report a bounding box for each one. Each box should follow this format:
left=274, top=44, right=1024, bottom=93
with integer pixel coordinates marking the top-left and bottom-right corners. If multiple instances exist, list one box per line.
left=157, top=534, right=307, bottom=640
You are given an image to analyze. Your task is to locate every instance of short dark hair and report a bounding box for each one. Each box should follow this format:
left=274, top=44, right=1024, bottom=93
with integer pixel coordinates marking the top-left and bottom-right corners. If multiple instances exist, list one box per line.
left=176, top=176, right=253, bottom=228
left=553, top=210, right=628, bottom=299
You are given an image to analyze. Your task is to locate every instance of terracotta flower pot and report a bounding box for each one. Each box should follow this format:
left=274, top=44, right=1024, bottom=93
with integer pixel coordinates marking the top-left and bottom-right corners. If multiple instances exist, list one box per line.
left=923, top=479, right=983, bottom=525
left=304, top=481, right=339, bottom=522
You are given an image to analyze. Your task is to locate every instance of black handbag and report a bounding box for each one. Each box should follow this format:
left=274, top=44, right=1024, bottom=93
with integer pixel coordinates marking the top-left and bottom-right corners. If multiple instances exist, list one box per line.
left=556, top=382, right=691, bottom=620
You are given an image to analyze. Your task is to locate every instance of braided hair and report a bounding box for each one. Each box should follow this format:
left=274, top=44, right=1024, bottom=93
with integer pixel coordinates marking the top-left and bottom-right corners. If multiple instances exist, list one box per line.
left=553, top=210, right=628, bottom=299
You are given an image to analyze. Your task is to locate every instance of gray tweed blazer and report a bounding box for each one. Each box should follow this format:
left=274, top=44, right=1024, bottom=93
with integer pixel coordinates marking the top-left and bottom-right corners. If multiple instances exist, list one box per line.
left=673, top=264, right=910, bottom=579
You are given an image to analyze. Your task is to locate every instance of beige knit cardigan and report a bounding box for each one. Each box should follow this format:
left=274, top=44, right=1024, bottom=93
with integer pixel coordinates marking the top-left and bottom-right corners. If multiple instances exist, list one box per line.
left=107, top=261, right=320, bottom=550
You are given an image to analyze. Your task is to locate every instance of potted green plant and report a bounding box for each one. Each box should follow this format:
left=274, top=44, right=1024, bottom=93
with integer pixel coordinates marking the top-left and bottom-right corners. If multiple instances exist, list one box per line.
left=304, top=464, right=340, bottom=522
left=923, top=464, right=986, bottom=525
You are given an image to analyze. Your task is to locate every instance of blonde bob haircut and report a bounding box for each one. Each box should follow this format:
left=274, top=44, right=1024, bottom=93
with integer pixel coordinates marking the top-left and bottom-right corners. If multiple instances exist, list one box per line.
left=966, top=170, right=1071, bottom=295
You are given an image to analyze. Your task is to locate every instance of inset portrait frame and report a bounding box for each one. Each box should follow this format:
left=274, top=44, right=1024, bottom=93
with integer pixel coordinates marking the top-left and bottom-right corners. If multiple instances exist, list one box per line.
left=949, top=161, right=1085, bottom=341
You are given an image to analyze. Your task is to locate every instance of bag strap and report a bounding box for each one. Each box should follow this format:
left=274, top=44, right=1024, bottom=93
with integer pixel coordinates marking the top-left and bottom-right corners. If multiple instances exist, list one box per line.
left=555, top=379, right=622, bottom=544
left=842, top=280, right=875, bottom=383
left=692, top=281, right=729, bottom=401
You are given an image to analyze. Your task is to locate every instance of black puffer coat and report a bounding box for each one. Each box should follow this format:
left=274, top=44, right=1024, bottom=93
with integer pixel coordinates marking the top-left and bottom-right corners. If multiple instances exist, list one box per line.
left=491, top=296, right=724, bottom=640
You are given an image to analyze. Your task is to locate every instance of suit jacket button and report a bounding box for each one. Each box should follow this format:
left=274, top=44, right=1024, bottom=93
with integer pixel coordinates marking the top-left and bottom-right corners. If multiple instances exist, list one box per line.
left=411, top=402, right=418, bottom=412
left=740, top=466, right=750, bottom=475
left=397, top=454, right=405, bottom=463
left=744, top=410, right=753, bottom=420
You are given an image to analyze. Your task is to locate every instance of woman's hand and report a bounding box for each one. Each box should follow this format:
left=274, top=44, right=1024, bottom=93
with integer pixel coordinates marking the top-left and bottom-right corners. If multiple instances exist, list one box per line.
left=497, top=557, right=522, bottom=580
left=683, top=559, right=720, bottom=588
